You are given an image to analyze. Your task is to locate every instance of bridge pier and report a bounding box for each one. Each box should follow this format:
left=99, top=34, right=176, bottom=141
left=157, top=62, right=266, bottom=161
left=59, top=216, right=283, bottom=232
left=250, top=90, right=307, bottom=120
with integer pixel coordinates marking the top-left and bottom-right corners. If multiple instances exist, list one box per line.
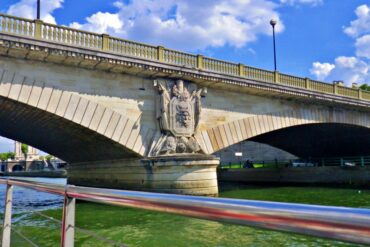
left=67, top=156, right=219, bottom=196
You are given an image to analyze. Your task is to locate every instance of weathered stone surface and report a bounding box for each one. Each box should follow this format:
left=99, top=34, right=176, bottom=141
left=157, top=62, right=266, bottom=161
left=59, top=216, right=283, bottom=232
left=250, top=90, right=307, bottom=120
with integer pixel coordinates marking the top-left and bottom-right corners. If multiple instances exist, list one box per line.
left=150, top=79, right=206, bottom=156
left=68, top=156, right=220, bottom=196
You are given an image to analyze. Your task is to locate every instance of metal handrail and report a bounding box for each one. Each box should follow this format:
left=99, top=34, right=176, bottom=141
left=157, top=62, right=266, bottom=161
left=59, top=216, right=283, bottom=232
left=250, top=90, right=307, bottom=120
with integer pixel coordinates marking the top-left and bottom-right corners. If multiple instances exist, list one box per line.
left=1, top=178, right=370, bottom=246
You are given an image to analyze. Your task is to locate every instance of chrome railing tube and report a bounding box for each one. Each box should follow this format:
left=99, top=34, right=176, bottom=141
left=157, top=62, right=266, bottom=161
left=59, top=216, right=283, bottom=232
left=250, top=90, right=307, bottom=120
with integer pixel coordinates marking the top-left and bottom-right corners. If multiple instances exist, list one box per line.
left=1, top=178, right=370, bottom=245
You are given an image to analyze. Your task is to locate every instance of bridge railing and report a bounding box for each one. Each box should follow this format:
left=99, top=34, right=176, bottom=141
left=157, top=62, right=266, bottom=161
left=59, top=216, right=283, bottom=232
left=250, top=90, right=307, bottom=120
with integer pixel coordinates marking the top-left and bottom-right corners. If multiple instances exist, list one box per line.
left=0, top=13, right=369, bottom=102
left=219, top=156, right=370, bottom=169
left=1, top=178, right=370, bottom=246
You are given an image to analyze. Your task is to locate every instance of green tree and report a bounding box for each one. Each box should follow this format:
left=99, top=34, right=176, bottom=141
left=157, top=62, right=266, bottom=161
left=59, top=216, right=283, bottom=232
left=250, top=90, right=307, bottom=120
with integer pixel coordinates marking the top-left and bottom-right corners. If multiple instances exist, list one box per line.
left=360, top=84, right=370, bottom=91
left=21, top=143, right=28, bottom=159
left=21, top=143, right=28, bottom=154
left=45, top=155, right=54, bottom=161
left=0, top=152, right=15, bottom=161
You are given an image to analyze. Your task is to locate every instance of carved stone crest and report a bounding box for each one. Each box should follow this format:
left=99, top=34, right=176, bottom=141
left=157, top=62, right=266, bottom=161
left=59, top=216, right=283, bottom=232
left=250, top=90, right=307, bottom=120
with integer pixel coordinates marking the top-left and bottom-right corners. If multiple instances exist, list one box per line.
left=151, top=79, right=207, bottom=156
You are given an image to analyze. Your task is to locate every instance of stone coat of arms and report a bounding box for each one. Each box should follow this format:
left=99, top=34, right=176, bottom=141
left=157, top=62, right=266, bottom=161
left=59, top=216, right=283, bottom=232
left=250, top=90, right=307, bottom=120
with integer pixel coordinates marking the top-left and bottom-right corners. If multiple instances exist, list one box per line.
left=151, top=79, right=207, bottom=156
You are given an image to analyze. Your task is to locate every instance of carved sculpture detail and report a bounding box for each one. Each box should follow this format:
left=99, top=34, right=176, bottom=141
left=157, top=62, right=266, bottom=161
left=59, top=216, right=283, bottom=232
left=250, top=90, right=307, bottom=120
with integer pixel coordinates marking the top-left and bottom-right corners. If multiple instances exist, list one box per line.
left=151, top=79, right=207, bottom=156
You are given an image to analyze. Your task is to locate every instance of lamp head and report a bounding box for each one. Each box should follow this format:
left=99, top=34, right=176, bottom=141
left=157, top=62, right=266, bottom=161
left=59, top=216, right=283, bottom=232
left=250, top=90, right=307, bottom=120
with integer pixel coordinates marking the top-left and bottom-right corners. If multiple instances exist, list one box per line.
left=270, top=19, right=277, bottom=27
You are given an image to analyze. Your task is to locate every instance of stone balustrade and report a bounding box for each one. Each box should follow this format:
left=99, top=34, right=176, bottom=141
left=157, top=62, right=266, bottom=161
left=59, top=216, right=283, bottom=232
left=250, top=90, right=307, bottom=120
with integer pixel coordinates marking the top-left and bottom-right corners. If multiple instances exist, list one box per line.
left=1, top=13, right=370, bottom=101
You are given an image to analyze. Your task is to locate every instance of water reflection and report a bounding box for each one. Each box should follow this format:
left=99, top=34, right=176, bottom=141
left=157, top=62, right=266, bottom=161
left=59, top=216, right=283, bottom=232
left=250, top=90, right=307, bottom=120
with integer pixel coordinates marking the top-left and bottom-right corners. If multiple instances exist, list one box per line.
left=0, top=177, right=66, bottom=214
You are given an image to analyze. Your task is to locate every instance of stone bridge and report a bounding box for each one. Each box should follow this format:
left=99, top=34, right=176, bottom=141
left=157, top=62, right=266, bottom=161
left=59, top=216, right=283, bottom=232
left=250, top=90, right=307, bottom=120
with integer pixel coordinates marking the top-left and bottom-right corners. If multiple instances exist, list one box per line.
left=0, top=14, right=370, bottom=195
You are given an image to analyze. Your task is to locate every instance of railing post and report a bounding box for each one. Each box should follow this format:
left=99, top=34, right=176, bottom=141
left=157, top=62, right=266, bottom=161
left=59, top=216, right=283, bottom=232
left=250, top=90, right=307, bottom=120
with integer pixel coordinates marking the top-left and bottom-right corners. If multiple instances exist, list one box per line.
left=102, top=34, right=110, bottom=51
left=34, top=19, right=43, bottom=39
left=305, top=78, right=311, bottom=90
left=334, top=84, right=338, bottom=95
left=197, top=55, right=203, bottom=69
left=157, top=46, right=165, bottom=62
left=2, top=183, right=13, bottom=247
left=61, top=191, right=75, bottom=247
left=361, top=157, right=365, bottom=167
left=274, top=71, right=280, bottom=83
left=359, top=89, right=363, bottom=100
left=238, top=63, right=245, bottom=77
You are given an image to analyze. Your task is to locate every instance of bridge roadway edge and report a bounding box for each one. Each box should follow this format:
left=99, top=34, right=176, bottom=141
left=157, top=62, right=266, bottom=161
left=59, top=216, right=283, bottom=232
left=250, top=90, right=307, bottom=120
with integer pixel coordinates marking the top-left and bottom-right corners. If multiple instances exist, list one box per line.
left=1, top=33, right=370, bottom=111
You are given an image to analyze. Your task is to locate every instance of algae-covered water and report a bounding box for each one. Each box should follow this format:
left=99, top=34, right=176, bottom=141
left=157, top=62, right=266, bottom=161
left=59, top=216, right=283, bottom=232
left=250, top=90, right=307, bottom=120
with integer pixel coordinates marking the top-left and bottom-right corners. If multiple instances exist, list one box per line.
left=2, top=178, right=370, bottom=247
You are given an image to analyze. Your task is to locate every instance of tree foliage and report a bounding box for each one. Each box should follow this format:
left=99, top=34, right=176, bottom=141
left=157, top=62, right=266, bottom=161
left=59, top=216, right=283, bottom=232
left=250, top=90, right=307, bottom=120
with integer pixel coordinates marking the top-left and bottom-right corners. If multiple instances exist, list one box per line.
left=21, top=143, right=28, bottom=154
left=39, top=154, right=54, bottom=161
left=0, top=152, right=15, bottom=161
left=360, top=84, right=370, bottom=91
left=45, top=155, right=54, bottom=161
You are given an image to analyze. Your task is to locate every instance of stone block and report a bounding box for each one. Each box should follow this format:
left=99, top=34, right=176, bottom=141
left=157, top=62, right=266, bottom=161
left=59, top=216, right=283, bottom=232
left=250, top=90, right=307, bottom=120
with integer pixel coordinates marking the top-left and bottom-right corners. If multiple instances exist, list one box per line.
left=97, top=108, right=114, bottom=135
left=18, top=77, right=34, bottom=103
left=45, top=88, right=63, bottom=113
left=119, top=119, right=135, bottom=145
left=7, top=74, right=24, bottom=100
left=64, top=94, right=80, bottom=120
left=111, top=117, right=128, bottom=142
left=89, top=104, right=106, bottom=131
left=55, top=91, right=72, bottom=117
left=80, top=101, right=97, bottom=127
left=0, top=70, right=14, bottom=97
left=37, top=87, right=54, bottom=110
left=104, top=112, right=121, bottom=138
left=72, top=97, right=89, bottom=124
left=27, top=84, right=43, bottom=107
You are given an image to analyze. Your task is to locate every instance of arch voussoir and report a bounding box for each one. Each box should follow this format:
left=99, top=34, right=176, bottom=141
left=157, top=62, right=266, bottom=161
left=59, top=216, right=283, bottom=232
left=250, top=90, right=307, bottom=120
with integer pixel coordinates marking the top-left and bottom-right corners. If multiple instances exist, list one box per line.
left=0, top=68, right=155, bottom=160
left=199, top=108, right=370, bottom=154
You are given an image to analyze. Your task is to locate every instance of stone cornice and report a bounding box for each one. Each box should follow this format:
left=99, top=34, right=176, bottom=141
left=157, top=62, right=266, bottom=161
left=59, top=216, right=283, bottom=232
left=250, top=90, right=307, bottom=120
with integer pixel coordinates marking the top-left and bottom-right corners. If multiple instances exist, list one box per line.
left=1, top=33, right=370, bottom=111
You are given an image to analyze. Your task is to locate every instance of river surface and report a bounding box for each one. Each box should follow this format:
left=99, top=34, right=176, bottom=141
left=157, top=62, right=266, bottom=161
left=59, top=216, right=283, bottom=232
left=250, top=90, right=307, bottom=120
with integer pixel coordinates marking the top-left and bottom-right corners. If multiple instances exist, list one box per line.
left=0, top=178, right=369, bottom=247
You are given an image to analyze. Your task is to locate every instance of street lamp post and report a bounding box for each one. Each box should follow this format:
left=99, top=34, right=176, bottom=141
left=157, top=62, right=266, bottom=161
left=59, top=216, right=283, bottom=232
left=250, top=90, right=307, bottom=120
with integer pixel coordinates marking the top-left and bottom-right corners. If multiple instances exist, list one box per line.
left=270, top=19, right=277, bottom=71
left=37, top=0, right=41, bottom=20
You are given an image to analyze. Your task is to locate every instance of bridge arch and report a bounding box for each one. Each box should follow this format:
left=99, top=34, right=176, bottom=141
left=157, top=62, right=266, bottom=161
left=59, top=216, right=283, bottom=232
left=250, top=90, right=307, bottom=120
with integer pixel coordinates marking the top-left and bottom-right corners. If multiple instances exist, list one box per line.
left=195, top=108, right=370, bottom=156
left=0, top=69, right=155, bottom=163
left=11, top=164, right=24, bottom=172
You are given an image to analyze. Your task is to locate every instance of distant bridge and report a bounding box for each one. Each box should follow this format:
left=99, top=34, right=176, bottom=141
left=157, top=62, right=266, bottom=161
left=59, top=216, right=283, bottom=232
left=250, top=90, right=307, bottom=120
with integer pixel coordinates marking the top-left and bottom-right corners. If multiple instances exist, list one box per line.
left=0, top=13, right=369, bottom=195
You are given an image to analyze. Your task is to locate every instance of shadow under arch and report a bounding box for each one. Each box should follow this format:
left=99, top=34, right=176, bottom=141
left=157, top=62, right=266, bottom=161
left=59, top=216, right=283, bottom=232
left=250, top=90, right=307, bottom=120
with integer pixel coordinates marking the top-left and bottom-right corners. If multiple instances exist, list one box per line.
left=250, top=123, right=370, bottom=158
left=195, top=108, right=370, bottom=155
left=12, top=164, right=23, bottom=172
left=0, top=68, right=156, bottom=163
left=0, top=96, right=141, bottom=163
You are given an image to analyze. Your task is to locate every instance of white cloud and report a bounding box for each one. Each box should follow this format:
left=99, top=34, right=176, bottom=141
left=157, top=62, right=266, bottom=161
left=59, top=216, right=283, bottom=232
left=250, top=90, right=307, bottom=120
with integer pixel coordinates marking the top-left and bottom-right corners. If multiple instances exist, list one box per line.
left=344, top=4, right=370, bottom=38
left=70, top=12, right=123, bottom=34
left=309, top=62, right=335, bottom=80
left=355, top=34, right=370, bottom=59
left=280, top=0, right=323, bottom=7
left=331, top=56, right=370, bottom=84
left=69, top=0, right=284, bottom=51
left=311, top=4, right=370, bottom=86
left=7, top=0, right=63, bottom=24
left=311, top=57, right=370, bottom=85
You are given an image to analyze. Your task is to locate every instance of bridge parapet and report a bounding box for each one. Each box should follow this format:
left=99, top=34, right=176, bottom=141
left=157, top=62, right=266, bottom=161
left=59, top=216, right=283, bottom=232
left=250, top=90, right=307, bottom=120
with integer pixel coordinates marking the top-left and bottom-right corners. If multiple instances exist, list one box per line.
left=1, top=13, right=369, bottom=102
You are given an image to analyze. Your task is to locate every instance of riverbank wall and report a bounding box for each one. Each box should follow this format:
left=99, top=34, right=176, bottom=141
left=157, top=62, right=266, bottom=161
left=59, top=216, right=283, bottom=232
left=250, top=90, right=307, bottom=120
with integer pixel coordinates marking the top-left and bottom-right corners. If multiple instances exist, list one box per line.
left=218, top=166, right=370, bottom=185
left=3, top=170, right=67, bottom=178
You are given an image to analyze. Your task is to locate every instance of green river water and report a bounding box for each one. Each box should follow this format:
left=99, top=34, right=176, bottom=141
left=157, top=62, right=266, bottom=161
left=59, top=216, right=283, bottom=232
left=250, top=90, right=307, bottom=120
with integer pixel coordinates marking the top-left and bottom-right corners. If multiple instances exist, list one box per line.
left=8, top=184, right=370, bottom=247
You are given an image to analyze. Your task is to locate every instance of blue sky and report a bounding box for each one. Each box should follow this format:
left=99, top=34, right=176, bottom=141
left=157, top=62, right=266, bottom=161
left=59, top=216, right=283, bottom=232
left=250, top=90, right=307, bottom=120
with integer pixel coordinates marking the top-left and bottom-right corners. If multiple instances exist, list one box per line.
left=0, top=0, right=370, bottom=152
